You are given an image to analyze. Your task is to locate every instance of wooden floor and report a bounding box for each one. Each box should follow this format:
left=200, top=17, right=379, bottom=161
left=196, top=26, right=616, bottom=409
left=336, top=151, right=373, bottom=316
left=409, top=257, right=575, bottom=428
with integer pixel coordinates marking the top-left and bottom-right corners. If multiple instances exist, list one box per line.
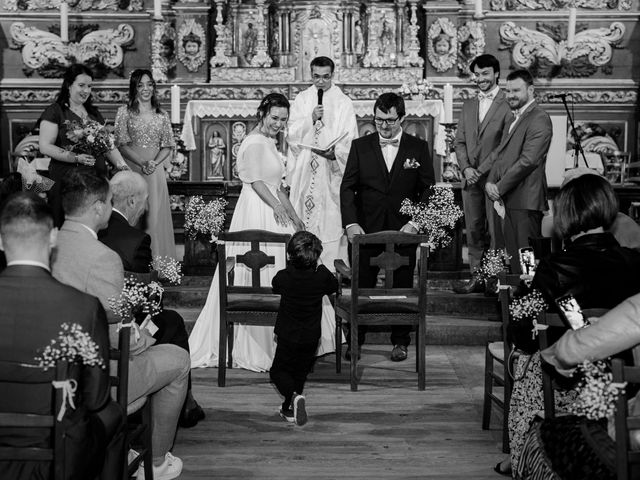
left=173, top=345, right=506, bottom=479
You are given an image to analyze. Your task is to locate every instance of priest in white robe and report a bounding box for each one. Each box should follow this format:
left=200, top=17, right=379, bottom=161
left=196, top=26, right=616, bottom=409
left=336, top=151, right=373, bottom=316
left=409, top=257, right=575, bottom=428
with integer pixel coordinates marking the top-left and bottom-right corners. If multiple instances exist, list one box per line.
left=286, top=56, right=359, bottom=270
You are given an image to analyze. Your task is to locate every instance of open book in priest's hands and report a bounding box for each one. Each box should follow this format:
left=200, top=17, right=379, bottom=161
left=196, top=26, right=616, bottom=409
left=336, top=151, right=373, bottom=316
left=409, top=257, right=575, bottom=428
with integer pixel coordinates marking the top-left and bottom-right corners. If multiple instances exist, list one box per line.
left=294, top=130, right=349, bottom=152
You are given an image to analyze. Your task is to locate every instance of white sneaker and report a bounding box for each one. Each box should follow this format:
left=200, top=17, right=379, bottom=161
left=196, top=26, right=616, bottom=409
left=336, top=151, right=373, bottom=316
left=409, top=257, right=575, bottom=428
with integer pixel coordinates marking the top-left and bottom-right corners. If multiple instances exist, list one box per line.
left=136, top=452, right=183, bottom=480
left=293, top=394, right=307, bottom=426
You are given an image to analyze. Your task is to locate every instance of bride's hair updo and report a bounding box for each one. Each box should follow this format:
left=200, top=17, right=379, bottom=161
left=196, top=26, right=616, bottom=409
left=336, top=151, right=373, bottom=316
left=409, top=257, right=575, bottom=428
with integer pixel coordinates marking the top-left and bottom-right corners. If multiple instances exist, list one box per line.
left=256, top=93, right=290, bottom=122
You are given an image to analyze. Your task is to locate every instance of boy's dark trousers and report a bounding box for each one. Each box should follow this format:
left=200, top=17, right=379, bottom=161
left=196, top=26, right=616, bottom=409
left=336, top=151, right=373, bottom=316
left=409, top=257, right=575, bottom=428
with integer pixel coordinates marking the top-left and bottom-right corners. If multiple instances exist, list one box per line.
left=270, top=337, right=318, bottom=410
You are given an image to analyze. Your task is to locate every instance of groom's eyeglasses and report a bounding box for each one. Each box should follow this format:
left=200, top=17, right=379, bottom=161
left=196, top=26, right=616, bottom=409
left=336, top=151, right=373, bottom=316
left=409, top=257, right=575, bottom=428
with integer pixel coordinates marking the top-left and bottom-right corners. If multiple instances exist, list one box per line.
left=373, top=116, right=400, bottom=126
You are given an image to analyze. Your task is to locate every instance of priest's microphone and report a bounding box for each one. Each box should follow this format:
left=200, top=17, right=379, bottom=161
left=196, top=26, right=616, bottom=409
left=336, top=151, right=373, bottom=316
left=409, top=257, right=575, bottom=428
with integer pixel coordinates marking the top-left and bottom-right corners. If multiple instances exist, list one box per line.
left=315, top=88, right=324, bottom=127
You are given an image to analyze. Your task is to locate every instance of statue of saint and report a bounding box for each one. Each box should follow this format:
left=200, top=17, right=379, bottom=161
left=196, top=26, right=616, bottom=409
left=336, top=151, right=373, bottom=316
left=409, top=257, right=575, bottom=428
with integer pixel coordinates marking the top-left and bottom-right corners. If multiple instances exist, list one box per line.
left=354, top=20, right=365, bottom=57
left=378, top=17, right=393, bottom=57
left=208, top=131, right=225, bottom=178
left=242, top=23, right=258, bottom=63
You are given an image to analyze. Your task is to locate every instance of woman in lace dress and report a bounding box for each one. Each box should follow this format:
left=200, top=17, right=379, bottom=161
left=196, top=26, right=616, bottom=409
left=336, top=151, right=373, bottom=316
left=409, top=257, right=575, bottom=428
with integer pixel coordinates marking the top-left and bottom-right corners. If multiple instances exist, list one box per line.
left=189, top=93, right=342, bottom=372
left=114, top=69, right=176, bottom=258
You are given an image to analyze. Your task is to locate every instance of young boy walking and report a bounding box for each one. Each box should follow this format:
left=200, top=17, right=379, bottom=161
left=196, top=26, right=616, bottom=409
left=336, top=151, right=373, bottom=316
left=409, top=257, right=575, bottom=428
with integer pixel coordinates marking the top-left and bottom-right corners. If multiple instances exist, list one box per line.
left=270, top=231, right=339, bottom=425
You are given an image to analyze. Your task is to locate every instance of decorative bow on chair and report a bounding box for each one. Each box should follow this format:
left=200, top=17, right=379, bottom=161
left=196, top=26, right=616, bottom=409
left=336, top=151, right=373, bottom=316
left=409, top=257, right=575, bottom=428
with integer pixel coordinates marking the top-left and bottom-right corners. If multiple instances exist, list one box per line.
left=16, top=158, right=55, bottom=194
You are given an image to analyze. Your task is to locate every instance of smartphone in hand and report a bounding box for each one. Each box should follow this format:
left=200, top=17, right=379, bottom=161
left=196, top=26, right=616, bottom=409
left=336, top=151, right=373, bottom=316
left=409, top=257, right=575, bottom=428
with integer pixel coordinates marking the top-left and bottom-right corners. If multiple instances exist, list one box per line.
left=519, top=247, right=537, bottom=276
left=555, top=294, right=586, bottom=330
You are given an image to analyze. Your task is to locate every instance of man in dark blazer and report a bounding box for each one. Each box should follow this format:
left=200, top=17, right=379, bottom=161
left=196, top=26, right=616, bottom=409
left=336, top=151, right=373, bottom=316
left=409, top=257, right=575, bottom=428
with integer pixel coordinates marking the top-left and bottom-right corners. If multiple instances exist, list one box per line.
left=99, top=170, right=204, bottom=428
left=485, top=69, right=553, bottom=274
left=453, top=54, right=512, bottom=294
left=0, top=192, right=123, bottom=480
left=340, top=92, right=435, bottom=361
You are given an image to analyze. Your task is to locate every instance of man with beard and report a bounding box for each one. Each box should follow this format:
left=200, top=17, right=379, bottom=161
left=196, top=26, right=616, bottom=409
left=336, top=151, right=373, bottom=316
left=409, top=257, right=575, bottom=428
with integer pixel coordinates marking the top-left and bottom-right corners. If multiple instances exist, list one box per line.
left=453, top=54, right=512, bottom=293
left=484, top=69, right=552, bottom=274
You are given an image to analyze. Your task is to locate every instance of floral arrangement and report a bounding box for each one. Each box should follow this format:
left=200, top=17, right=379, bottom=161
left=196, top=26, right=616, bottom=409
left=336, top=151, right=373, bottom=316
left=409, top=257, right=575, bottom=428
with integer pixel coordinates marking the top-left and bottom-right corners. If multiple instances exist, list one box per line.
left=398, top=78, right=434, bottom=100
left=570, top=360, right=626, bottom=420
left=399, top=184, right=463, bottom=250
left=509, top=288, right=548, bottom=322
left=36, top=322, right=105, bottom=370
left=64, top=118, right=116, bottom=158
left=184, top=195, right=228, bottom=243
left=108, top=277, right=163, bottom=324
left=151, top=255, right=183, bottom=285
left=474, top=248, right=511, bottom=281
left=166, top=134, right=189, bottom=181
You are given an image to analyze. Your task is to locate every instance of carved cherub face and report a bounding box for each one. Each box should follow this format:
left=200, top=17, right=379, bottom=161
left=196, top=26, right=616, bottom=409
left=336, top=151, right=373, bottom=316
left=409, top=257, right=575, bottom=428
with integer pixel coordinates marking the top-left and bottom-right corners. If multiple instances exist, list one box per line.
left=185, top=40, right=200, bottom=55
left=434, top=36, right=450, bottom=55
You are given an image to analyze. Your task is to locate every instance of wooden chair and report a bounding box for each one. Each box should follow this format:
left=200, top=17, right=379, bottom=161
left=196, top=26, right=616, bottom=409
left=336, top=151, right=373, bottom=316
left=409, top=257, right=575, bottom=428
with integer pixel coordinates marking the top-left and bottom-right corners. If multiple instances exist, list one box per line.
left=217, top=229, right=291, bottom=387
left=538, top=307, right=609, bottom=419
left=482, top=273, right=521, bottom=453
left=0, top=361, right=68, bottom=479
left=612, top=358, right=640, bottom=480
left=110, top=324, right=153, bottom=480
left=334, top=231, right=429, bottom=391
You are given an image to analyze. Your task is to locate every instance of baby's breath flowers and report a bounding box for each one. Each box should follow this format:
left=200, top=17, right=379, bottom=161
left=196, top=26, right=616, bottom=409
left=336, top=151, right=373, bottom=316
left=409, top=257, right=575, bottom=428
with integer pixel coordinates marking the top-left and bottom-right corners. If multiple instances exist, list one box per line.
left=509, top=288, right=548, bottom=322
left=398, top=78, right=434, bottom=100
left=108, top=277, right=163, bottom=322
left=184, top=195, right=228, bottom=243
left=151, top=256, right=183, bottom=285
left=36, top=323, right=105, bottom=370
left=399, top=184, right=463, bottom=250
left=571, top=360, right=626, bottom=420
left=474, top=248, right=511, bottom=281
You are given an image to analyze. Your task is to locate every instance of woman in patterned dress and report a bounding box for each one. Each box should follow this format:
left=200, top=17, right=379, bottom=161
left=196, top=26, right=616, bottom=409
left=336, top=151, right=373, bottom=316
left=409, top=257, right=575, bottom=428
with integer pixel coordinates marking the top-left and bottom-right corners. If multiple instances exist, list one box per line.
left=114, top=69, right=176, bottom=258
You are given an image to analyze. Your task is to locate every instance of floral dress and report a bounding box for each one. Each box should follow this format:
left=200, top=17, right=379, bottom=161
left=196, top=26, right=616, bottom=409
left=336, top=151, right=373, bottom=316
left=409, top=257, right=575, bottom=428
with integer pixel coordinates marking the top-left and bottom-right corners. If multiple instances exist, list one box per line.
left=114, top=106, right=176, bottom=258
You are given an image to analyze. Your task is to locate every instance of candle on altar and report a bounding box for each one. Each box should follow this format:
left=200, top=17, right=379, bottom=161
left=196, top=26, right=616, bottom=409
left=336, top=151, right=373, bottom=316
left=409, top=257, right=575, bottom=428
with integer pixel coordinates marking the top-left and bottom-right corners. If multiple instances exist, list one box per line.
left=171, top=85, right=181, bottom=124
left=443, top=83, right=453, bottom=123
left=567, top=7, right=577, bottom=48
left=474, top=0, right=483, bottom=17
left=153, top=0, right=162, bottom=19
left=60, top=1, right=69, bottom=42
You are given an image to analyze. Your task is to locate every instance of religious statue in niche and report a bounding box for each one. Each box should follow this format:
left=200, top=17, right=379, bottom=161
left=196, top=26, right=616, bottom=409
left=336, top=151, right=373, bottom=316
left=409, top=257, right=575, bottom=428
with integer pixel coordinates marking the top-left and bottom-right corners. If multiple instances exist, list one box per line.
left=427, top=18, right=457, bottom=72
left=230, top=121, right=247, bottom=180
left=241, top=22, right=258, bottom=65
left=151, top=22, right=177, bottom=83
left=354, top=20, right=365, bottom=58
left=378, top=16, right=394, bottom=58
left=207, top=131, right=226, bottom=179
left=457, top=21, right=485, bottom=77
left=177, top=18, right=206, bottom=72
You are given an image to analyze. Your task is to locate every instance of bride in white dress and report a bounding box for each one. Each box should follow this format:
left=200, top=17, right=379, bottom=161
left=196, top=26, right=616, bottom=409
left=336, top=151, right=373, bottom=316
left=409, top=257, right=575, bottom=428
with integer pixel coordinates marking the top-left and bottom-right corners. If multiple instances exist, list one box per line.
left=189, top=93, right=342, bottom=372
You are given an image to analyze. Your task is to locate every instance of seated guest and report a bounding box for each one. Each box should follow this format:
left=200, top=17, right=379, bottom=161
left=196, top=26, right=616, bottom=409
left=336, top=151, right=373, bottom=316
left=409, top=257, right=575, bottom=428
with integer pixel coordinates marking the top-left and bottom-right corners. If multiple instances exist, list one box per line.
left=0, top=173, right=23, bottom=271
left=51, top=169, right=189, bottom=480
left=495, top=172, right=640, bottom=476
left=99, top=170, right=204, bottom=427
left=0, top=192, right=124, bottom=479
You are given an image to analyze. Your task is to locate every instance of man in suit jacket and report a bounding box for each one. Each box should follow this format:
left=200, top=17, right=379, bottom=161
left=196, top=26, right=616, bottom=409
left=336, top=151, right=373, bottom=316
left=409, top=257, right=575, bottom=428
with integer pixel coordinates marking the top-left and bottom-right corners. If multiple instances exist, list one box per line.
left=485, top=69, right=553, bottom=274
left=99, top=171, right=204, bottom=428
left=0, top=192, right=123, bottom=480
left=340, top=92, right=435, bottom=361
left=51, top=170, right=189, bottom=480
left=453, top=54, right=512, bottom=293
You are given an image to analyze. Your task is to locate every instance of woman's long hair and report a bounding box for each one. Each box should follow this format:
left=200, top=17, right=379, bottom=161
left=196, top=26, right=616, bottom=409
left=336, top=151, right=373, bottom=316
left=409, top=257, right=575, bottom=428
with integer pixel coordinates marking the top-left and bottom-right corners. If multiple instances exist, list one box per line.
left=55, top=64, right=99, bottom=117
left=127, top=69, right=162, bottom=114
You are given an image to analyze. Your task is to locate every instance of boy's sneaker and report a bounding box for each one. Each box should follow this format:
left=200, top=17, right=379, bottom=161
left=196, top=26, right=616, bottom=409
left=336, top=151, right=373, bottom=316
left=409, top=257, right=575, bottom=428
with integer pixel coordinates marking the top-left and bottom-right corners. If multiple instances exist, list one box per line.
left=279, top=408, right=295, bottom=423
left=136, top=452, right=183, bottom=480
left=293, top=394, right=307, bottom=426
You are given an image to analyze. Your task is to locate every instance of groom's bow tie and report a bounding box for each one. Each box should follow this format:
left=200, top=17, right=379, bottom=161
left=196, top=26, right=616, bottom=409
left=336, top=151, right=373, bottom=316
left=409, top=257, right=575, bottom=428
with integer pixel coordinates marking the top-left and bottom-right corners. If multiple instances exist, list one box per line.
left=478, top=92, right=496, bottom=101
left=379, top=138, right=400, bottom=147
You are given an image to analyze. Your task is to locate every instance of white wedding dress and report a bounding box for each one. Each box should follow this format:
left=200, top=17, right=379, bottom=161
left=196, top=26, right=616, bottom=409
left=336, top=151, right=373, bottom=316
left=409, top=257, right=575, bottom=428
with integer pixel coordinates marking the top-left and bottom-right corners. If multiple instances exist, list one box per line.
left=188, top=133, right=342, bottom=372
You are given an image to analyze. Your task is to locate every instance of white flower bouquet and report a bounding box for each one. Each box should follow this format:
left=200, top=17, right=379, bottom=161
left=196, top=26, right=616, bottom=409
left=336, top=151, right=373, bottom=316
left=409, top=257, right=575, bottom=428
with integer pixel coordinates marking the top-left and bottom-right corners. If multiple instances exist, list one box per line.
left=399, top=184, right=463, bottom=250
left=151, top=255, right=183, bottom=285
left=184, top=195, right=228, bottom=243
left=398, top=78, right=434, bottom=101
left=108, top=277, right=163, bottom=329
left=36, top=322, right=105, bottom=370
left=63, top=118, right=116, bottom=157
left=571, top=360, right=626, bottom=420
left=474, top=248, right=511, bottom=281
left=509, top=288, right=548, bottom=323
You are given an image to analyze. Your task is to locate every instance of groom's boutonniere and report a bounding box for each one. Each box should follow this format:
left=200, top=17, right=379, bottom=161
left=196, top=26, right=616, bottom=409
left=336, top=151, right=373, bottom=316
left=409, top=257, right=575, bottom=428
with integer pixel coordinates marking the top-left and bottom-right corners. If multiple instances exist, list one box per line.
left=403, top=158, right=421, bottom=169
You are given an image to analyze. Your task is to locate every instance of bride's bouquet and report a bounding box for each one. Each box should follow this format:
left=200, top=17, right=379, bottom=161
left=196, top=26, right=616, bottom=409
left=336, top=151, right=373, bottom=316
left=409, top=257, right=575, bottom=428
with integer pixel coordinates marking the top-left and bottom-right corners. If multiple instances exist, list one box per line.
left=64, top=118, right=116, bottom=157
left=184, top=195, right=228, bottom=243
left=399, top=183, right=463, bottom=250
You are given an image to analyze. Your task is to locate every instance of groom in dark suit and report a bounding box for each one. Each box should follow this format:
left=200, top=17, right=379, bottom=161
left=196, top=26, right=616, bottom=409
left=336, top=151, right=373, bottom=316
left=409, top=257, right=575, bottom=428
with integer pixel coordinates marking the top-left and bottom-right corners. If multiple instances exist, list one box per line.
left=340, top=92, right=435, bottom=361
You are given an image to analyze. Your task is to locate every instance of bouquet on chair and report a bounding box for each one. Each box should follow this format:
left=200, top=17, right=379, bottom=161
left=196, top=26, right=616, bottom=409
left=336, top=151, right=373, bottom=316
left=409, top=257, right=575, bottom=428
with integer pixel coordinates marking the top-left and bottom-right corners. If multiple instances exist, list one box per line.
left=151, top=255, right=183, bottom=285
left=184, top=195, right=228, bottom=243
left=35, top=322, right=106, bottom=371
left=570, top=360, right=626, bottom=420
left=474, top=248, right=511, bottom=294
left=63, top=118, right=116, bottom=157
left=108, top=277, right=164, bottom=337
left=508, top=288, right=549, bottom=354
left=399, top=183, right=463, bottom=250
